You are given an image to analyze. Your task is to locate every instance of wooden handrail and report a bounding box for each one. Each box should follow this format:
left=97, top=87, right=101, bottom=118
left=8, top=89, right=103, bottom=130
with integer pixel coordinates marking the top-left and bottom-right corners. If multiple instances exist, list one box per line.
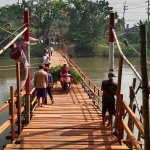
left=0, top=106, right=24, bottom=134
left=122, top=120, right=142, bottom=150
left=123, top=100, right=144, bottom=137
left=0, top=90, right=26, bottom=113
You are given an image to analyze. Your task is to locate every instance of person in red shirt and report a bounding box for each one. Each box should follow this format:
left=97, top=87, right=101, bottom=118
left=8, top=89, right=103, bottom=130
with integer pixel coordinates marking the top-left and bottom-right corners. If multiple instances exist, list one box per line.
left=60, top=63, right=72, bottom=87
left=9, top=41, right=29, bottom=92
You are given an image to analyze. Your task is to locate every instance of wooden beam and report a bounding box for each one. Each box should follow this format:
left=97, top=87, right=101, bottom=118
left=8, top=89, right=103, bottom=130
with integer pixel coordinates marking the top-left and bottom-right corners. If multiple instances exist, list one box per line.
left=5, top=144, right=129, bottom=149
left=10, top=86, right=15, bottom=142
left=140, top=24, right=150, bottom=150
left=122, top=139, right=142, bottom=147
left=6, top=135, right=18, bottom=140
left=122, top=120, right=142, bottom=150
left=0, top=90, right=26, bottom=114
left=0, top=120, right=10, bottom=134
left=122, top=101, right=144, bottom=137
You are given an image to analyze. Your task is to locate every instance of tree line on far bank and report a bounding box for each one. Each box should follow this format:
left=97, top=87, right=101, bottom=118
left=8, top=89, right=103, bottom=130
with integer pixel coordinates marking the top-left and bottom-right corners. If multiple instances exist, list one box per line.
left=0, top=0, right=149, bottom=58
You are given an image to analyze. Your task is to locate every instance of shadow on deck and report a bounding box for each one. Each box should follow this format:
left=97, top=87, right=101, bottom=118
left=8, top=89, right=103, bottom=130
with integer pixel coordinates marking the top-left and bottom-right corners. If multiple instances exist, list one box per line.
left=4, top=83, right=129, bottom=150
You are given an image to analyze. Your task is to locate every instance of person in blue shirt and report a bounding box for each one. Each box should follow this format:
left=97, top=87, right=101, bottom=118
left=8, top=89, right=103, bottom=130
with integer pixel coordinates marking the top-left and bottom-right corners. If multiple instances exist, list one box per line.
left=50, top=46, right=54, bottom=56
left=44, top=67, right=54, bottom=104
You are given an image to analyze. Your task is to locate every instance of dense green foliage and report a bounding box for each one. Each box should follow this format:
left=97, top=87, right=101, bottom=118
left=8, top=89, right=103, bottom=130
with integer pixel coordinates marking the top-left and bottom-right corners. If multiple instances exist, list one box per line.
left=48, top=65, right=82, bottom=84
left=69, top=67, right=82, bottom=84
left=48, top=65, right=62, bottom=83
left=0, top=0, right=150, bottom=57
left=66, top=0, right=118, bottom=52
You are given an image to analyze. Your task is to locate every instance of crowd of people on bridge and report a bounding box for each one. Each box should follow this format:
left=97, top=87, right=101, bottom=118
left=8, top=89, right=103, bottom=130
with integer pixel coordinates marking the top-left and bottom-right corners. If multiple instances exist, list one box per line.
left=8, top=41, right=118, bottom=129
left=33, top=45, right=54, bottom=107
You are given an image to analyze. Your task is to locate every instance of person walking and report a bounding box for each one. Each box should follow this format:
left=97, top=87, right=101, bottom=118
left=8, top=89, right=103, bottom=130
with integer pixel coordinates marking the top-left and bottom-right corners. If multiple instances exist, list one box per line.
left=50, top=46, right=54, bottom=56
left=44, top=67, right=54, bottom=104
left=60, top=63, right=71, bottom=87
left=101, top=72, right=117, bottom=128
left=9, top=41, right=29, bottom=92
left=42, top=53, right=50, bottom=68
left=34, top=65, right=48, bottom=107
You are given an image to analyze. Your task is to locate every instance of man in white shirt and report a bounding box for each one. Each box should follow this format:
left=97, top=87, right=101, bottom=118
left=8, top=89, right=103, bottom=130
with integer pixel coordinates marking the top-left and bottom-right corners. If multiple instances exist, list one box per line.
left=50, top=46, right=54, bottom=56
left=42, top=53, right=50, bottom=68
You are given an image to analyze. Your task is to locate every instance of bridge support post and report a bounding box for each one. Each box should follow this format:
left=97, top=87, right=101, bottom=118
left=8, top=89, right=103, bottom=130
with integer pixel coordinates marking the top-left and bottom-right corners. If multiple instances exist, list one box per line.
left=109, top=12, right=115, bottom=72
left=24, top=10, right=30, bottom=124
left=140, top=24, right=150, bottom=150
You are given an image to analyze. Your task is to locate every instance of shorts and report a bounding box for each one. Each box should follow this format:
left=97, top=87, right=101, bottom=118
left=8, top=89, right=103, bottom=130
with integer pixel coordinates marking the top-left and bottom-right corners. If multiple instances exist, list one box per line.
left=36, top=88, right=47, bottom=98
left=102, top=98, right=115, bottom=115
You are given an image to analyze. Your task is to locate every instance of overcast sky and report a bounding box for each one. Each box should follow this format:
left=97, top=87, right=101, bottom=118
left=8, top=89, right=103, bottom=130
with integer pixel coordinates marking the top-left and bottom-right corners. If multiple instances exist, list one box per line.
left=0, top=0, right=148, bottom=27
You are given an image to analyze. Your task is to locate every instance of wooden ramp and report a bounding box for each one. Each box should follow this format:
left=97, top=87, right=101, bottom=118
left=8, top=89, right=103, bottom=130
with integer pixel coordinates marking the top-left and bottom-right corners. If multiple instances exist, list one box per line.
left=4, top=51, right=129, bottom=150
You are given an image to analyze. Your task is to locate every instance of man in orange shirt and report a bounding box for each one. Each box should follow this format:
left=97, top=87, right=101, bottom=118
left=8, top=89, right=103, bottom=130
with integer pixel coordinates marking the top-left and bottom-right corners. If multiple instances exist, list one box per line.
left=34, top=65, right=48, bottom=107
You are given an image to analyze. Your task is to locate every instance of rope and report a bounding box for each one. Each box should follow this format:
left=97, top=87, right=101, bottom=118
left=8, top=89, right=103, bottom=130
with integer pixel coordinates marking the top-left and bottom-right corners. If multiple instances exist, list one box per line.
left=0, top=26, right=43, bottom=43
left=112, top=29, right=142, bottom=81
left=0, top=27, right=27, bottom=55
left=0, top=24, right=26, bottom=45
left=118, top=33, right=150, bottom=65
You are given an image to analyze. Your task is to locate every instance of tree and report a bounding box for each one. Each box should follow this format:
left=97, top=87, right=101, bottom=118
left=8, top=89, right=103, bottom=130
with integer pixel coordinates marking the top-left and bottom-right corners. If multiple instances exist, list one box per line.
left=66, top=0, right=116, bottom=52
left=28, top=0, right=66, bottom=45
left=0, top=0, right=66, bottom=45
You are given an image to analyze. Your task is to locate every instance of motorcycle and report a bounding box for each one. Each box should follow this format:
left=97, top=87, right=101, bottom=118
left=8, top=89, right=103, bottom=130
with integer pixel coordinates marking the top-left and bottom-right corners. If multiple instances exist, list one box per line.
left=61, top=73, right=72, bottom=94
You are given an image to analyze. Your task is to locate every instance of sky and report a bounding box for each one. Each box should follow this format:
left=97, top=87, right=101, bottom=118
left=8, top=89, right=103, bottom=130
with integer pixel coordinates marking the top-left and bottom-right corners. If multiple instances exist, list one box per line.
left=0, top=0, right=148, bottom=28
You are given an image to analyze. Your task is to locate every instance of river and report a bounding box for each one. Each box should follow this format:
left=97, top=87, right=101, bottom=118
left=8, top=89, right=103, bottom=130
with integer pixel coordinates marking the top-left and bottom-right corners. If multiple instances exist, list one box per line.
left=0, top=56, right=144, bottom=149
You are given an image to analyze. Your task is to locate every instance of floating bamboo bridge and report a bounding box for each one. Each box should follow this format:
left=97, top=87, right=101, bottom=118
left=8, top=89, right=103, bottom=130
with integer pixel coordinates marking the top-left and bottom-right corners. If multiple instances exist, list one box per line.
left=0, top=50, right=144, bottom=150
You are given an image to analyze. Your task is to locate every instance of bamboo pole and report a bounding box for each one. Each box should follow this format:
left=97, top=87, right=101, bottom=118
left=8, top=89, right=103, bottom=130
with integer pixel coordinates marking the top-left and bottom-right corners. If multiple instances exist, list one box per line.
left=137, top=106, right=143, bottom=141
left=127, top=86, right=135, bottom=150
left=132, top=78, right=136, bottom=89
left=16, top=62, right=21, bottom=134
left=24, top=10, right=30, bottom=124
left=115, top=55, right=123, bottom=134
left=112, top=29, right=142, bottom=81
left=10, top=86, right=15, bottom=142
left=140, top=24, right=150, bottom=150
left=119, top=94, right=124, bottom=143
left=0, top=27, right=27, bottom=55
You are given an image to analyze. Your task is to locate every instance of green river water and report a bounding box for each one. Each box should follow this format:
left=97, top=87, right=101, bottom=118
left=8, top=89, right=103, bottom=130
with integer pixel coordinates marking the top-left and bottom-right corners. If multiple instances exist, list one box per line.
left=0, top=56, right=145, bottom=149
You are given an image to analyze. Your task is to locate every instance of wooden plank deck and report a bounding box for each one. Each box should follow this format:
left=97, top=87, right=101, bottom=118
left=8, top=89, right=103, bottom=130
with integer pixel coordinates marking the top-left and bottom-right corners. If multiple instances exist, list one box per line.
left=4, top=51, right=129, bottom=150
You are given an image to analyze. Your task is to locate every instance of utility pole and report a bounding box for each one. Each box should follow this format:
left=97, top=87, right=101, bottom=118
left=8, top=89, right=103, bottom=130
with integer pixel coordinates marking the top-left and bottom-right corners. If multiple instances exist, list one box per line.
left=146, top=0, right=150, bottom=21
left=123, top=0, right=128, bottom=30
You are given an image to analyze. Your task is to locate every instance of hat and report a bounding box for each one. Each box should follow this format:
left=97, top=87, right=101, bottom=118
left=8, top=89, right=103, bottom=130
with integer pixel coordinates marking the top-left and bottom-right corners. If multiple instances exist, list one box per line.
left=39, top=64, right=44, bottom=69
left=108, top=72, right=117, bottom=78
left=44, top=67, right=49, bottom=71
